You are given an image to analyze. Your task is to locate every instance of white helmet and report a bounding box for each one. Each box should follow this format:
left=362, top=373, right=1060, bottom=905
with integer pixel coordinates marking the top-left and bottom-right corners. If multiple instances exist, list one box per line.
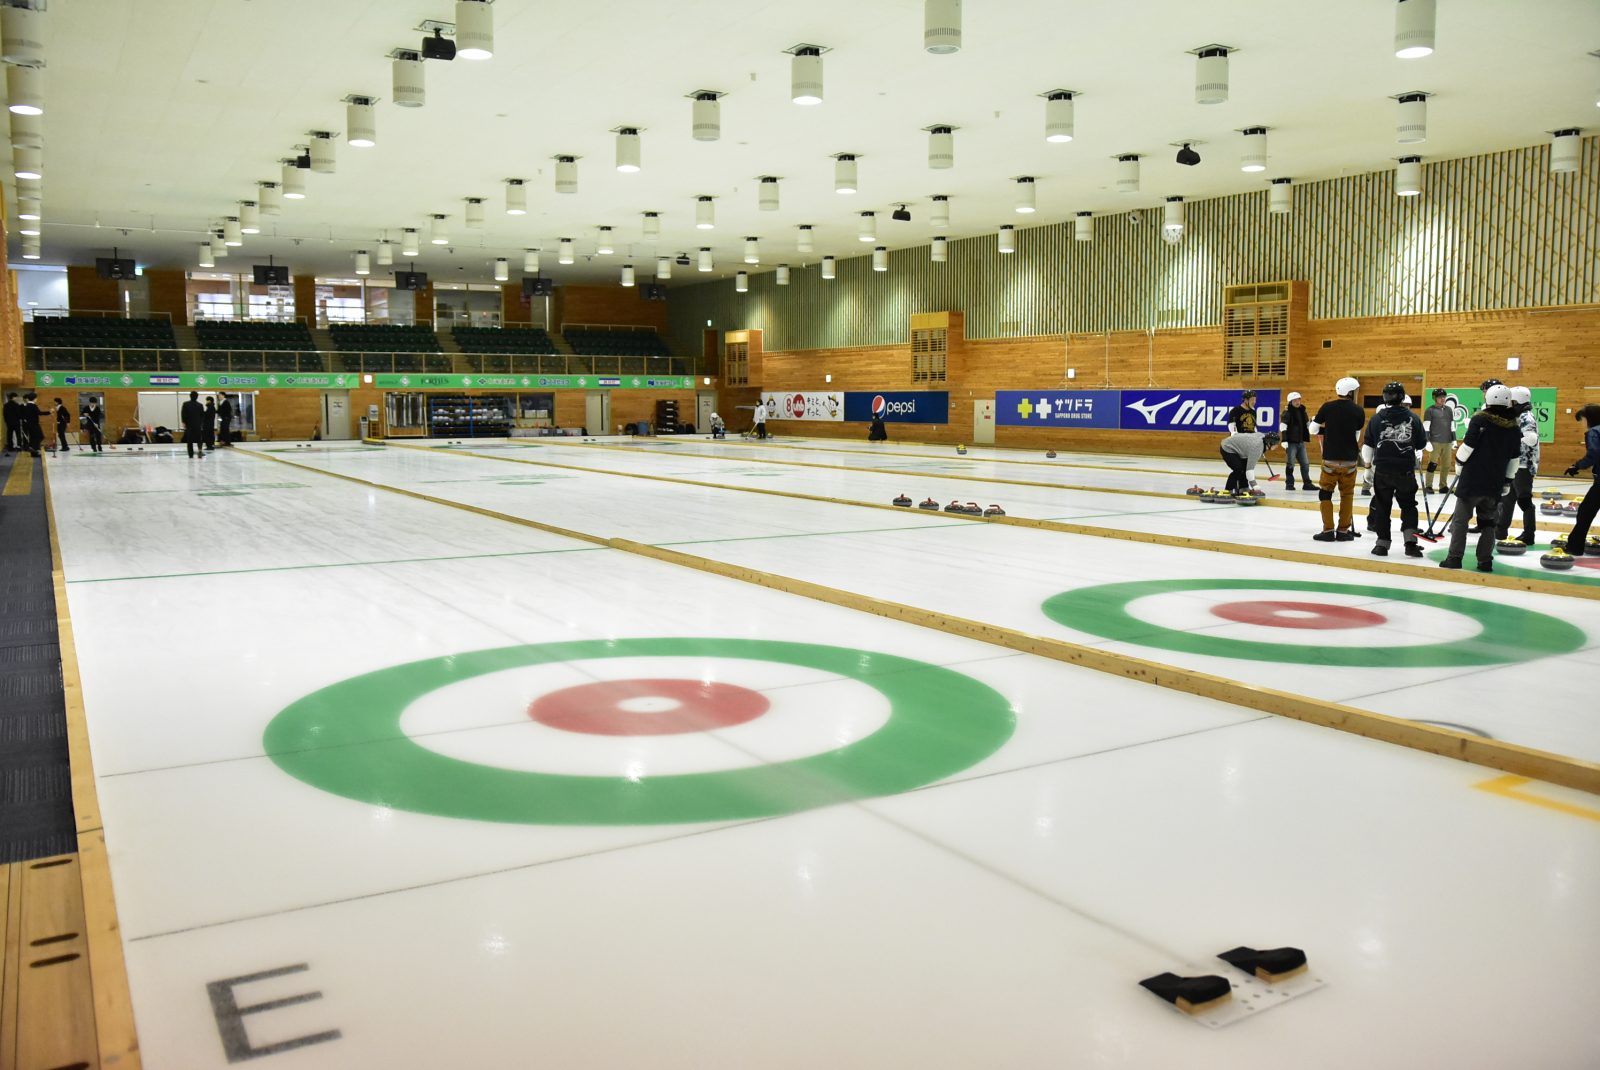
left=1485, top=384, right=1513, bottom=408
left=1403, top=394, right=1412, bottom=406
left=1509, top=386, right=1531, bottom=405
left=1335, top=376, right=1360, bottom=397
left=1287, top=391, right=1302, bottom=401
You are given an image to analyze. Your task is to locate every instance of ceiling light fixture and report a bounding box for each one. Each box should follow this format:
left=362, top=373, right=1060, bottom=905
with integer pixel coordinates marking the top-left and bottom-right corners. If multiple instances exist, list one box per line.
left=620, top=264, right=635, bottom=288
left=872, top=246, right=888, bottom=272
left=454, top=0, right=494, bottom=60
left=19, top=236, right=39, bottom=260
left=695, top=196, right=715, bottom=229
left=642, top=211, right=661, bottom=239
left=776, top=264, right=790, bottom=285
left=554, top=155, right=578, bottom=194
left=758, top=176, right=780, bottom=211
left=931, top=236, right=948, bottom=262
left=1550, top=129, right=1581, bottom=174
left=239, top=201, right=260, bottom=234
left=698, top=248, right=713, bottom=272
left=743, top=237, right=760, bottom=263
left=797, top=225, right=815, bottom=253
left=1, top=5, right=44, bottom=67
left=789, top=45, right=824, bottom=106
left=735, top=270, right=748, bottom=292
left=690, top=91, right=722, bottom=141
left=1014, top=176, right=1036, bottom=213
left=258, top=181, right=281, bottom=215
left=927, top=125, right=954, bottom=169
left=1239, top=127, right=1268, bottom=172
left=1394, top=0, right=1435, bottom=59
left=505, top=178, right=526, bottom=215
left=1162, top=196, right=1185, bottom=243
left=495, top=258, right=509, bottom=282
left=309, top=131, right=336, bottom=174
left=465, top=197, right=485, bottom=228
left=1044, top=90, right=1075, bottom=142
left=656, top=256, right=671, bottom=280
left=198, top=242, right=214, bottom=269
left=8, top=110, right=39, bottom=147
left=559, top=238, right=575, bottom=264
left=210, top=231, right=227, bottom=258
left=924, top=0, right=961, bottom=53
left=1075, top=211, right=1093, bottom=241
left=392, top=49, right=425, bottom=107
left=402, top=228, right=420, bottom=257
left=223, top=217, right=243, bottom=246
left=355, top=250, right=371, bottom=275
left=858, top=211, right=876, bottom=242
left=346, top=95, right=377, bottom=147
left=821, top=255, right=836, bottom=279
left=834, top=153, right=858, bottom=194
left=1269, top=177, right=1293, bottom=214
left=377, top=241, right=394, bottom=266
left=1396, top=92, right=1428, bottom=144
left=16, top=193, right=40, bottom=221
left=524, top=249, right=540, bottom=273
left=430, top=213, right=449, bottom=244
left=597, top=226, right=614, bottom=254
left=1117, top=154, right=1141, bottom=192
left=930, top=194, right=950, bottom=228
left=5, top=63, right=42, bottom=116
left=998, top=225, right=1015, bottom=254
left=12, top=145, right=40, bottom=180
left=1193, top=45, right=1230, bottom=105
left=281, top=159, right=307, bottom=199
left=615, top=127, right=641, bottom=172
left=1396, top=155, right=1423, bottom=196
left=16, top=217, right=36, bottom=237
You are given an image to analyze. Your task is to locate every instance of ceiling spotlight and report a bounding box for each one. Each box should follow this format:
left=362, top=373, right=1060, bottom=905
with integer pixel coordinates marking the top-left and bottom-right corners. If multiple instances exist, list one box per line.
left=524, top=249, right=540, bottom=273
left=642, top=211, right=661, bottom=239
left=698, top=248, right=713, bottom=272
left=620, top=264, right=635, bottom=288
left=735, top=270, right=749, bottom=292
left=891, top=204, right=911, bottom=222
left=1193, top=45, right=1230, bottom=105
left=16, top=194, right=40, bottom=221
left=695, top=196, right=715, bottom=229
left=239, top=201, right=260, bottom=234
left=758, top=176, right=780, bottom=211
left=931, top=236, right=948, bottom=262
left=420, top=25, right=455, bottom=61
left=930, top=195, right=950, bottom=229
left=465, top=197, right=485, bottom=228
left=1396, top=155, right=1423, bottom=196
left=1551, top=129, right=1582, bottom=174
left=494, top=258, right=508, bottom=283
left=454, top=0, right=494, bottom=60
left=559, top=238, right=575, bottom=264
left=430, top=213, right=449, bottom=244
left=281, top=159, right=307, bottom=199
left=5, top=63, right=42, bottom=116
left=790, top=44, right=824, bottom=105
left=821, top=255, right=836, bottom=279
left=655, top=256, right=672, bottom=280
left=258, top=181, right=281, bottom=215
left=1117, top=154, right=1141, bottom=192
left=20, top=237, right=39, bottom=260
left=927, top=125, right=954, bottom=169
left=924, top=0, right=961, bottom=53
left=1269, top=177, right=1293, bottom=214
left=1162, top=196, right=1185, bottom=244
left=309, top=131, right=336, bottom=174
left=1176, top=142, right=1201, bottom=166
left=615, top=127, right=641, bottom=173
left=597, top=227, right=615, bottom=254
left=16, top=217, right=37, bottom=236
left=392, top=49, right=425, bottom=107
left=1394, top=0, right=1435, bottom=59
left=198, top=242, right=214, bottom=269
left=355, top=250, right=371, bottom=275
left=797, top=225, right=815, bottom=253
left=8, top=111, right=39, bottom=148
left=505, top=178, right=526, bottom=215
left=834, top=153, right=858, bottom=194
left=402, top=228, right=420, bottom=257
left=743, top=237, right=760, bottom=264
left=223, top=217, right=243, bottom=246
left=858, top=212, right=876, bottom=242
left=12, top=145, right=41, bottom=180
left=346, top=95, right=377, bottom=148
left=377, top=241, right=394, bottom=266
left=554, top=155, right=578, bottom=194
left=1240, top=127, right=1267, bottom=172
left=211, top=231, right=228, bottom=258
left=872, top=246, right=888, bottom=272
left=1, top=5, right=44, bottom=67
left=691, top=91, right=722, bottom=141
left=1075, top=211, right=1093, bottom=241
left=1044, top=90, right=1075, bottom=142
left=776, top=264, right=790, bottom=285
left=1014, top=176, right=1036, bottom=213
left=1396, top=92, right=1428, bottom=144
left=998, top=225, right=1015, bottom=254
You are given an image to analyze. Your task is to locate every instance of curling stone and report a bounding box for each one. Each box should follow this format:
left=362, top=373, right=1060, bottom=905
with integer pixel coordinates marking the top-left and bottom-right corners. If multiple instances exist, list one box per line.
left=1199, top=492, right=1225, bottom=503
left=944, top=500, right=965, bottom=513
left=955, top=445, right=968, bottom=455
left=1249, top=488, right=1266, bottom=498
left=1186, top=485, right=1204, bottom=496
left=983, top=504, right=1006, bottom=517
left=892, top=494, right=912, bottom=507
left=918, top=498, right=940, bottom=510
left=1540, top=503, right=1564, bottom=516
left=1540, top=489, right=1563, bottom=500
left=1564, top=502, right=1581, bottom=515
left=1236, top=494, right=1262, bottom=506
left=1495, top=539, right=1527, bottom=556
left=1045, top=450, right=1057, bottom=459
left=1541, top=550, right=1577, bottom=571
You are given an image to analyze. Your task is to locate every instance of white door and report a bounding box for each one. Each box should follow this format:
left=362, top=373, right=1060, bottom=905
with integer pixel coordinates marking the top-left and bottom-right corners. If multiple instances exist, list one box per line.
left=584, top=392, right=611, bottom=436
left=322, top=391, right=351, bottom=439
left=696, top=392, right=716, bottom=433
left=973, top=399, right=996, bottom=444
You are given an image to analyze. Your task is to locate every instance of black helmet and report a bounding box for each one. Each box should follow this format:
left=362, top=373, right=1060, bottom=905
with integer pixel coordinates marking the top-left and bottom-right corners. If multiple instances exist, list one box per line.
left=1479, top=378, right=1503, bottom=393
left=1382, top=381, right=1405, bottom=406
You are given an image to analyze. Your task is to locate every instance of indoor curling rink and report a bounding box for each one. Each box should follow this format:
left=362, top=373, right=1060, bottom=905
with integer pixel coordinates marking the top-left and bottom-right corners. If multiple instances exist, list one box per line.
left=43, top=435, right=1600, bottom=1070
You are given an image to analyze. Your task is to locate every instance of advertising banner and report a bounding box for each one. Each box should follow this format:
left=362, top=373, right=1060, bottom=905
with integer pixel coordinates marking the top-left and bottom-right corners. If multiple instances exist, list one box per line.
left=996, top=390, right=1121, bottom=428
left=759, top=391, right=845, bottom=421
left=842, top=391, right=950, bottom=424
left=1437, top=387, right=1557, bottom=443
left=1118, top=388, right=1281, bottom=434
left=32, top=371, right=361, bottom=390
left=369, top=373, right=695, bottom=390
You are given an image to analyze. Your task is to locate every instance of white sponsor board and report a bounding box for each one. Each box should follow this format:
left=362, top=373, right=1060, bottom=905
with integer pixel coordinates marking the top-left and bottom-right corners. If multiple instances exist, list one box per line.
left=760, top=391, right=845, bottom=422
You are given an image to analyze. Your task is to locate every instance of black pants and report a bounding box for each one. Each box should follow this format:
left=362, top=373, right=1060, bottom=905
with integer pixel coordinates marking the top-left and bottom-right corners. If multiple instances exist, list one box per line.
left=1369, top=467, right=1419, bottom=545
left=55, top=422, right=70, bottom=450
left=1568, top=477, right=1600, bottom=550
left=754, top=424, right=767, bottom=440
left=1495, top=467, right=1536, bottom=541
left=1447, top=493, right=1500, bottom=565
left=1220, top=447, right=1250, bottom=493
left=22, top=424, right=41, bottom=456
left=186, top=430, right=205, bottom=457
left=86, top=425, right=103, bottom=452
left=3, top=422, right=16, bottom=451
left=219, top=421, right=233, bottom=446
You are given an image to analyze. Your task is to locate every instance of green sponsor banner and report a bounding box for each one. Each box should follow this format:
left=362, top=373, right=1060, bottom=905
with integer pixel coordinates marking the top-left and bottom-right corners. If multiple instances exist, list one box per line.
left=31, top=371, right=360, bottom=390
left=367, top=373, right=694, bottom=390
left=1440, top=386, right=1557, bottom=442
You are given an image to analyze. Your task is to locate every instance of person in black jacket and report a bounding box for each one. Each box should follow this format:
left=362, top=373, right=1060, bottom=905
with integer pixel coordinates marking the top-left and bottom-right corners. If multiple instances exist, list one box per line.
left=1441, top=385, right=1524, bottom=572
left=51, top=398, right=71, bottom=452
left=203, top=397, right=218, bottom=451
left=180, top=391, right=208, bottom=458
left=82, top=401, right=105, bottom=453
left=1360, top=382, right=1428, bottom=558
left=1309, top=377, right=1366, bottom=541
left=218, top=392, right=235, bottom=447
left=3, top=392, right=19, bottom=453
left=1562, top=405, right=1600, bottom=555
left=1278, top=391, right=1312, bottom=490
left=19, top=392, right=43, bottom=457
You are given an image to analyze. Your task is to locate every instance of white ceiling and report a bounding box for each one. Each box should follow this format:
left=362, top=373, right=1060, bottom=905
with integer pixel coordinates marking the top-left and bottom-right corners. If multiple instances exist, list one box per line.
left=7, top=0, right=1599, bottom=287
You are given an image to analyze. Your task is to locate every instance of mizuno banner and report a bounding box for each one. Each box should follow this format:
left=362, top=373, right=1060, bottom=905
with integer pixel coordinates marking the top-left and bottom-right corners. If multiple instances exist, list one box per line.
left=1118, top=389, right=1281, bottom=433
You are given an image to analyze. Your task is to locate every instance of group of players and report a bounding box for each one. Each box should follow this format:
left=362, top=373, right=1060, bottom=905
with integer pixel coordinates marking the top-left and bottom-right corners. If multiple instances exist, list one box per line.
left=1225, top=379, right=1600, bottom=572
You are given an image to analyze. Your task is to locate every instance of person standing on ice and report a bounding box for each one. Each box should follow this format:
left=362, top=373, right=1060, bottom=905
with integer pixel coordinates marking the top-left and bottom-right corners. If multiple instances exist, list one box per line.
left=1422, top=387, right=1456, bottom=494
left=1278, top=392, right=1313, bottom=490
left=1309, top=377, right=1366, bottom=542
left=751, top=403, right=768, bottom=440
left=709, top=412, right=726, bottom=440
left=1360, top=382, right=1428, bottom=558
left=1559, top=405, right=1600, bottom=556
left=1440, top=384, right=1523, bottom=572
left=1494, top=386, right=1540, bottom=545
left=1225, top=388, right=1258, bottom=433
left=180, top=391, right=208, bottom=459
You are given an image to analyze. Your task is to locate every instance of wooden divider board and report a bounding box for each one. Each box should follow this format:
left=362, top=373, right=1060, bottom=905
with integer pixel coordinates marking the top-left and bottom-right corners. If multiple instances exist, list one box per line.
left=2, top=854, right=99, bottom=1070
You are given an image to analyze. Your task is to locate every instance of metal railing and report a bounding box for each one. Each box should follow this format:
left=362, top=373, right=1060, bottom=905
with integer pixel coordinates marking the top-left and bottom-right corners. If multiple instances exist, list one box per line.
left=23, top=307, right=173, bottom=322
left=24, top=346, right=698, bottom=378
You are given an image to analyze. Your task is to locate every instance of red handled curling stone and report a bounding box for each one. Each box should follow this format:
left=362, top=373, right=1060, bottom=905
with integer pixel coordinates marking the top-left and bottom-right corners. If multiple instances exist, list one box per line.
left=918, top=497, right=940, bottom=510
left=983, top=504, right=1006, bottom=517
left=944, top=499, right=965, bottom=513
left=963, top=501, right=984, bottom=515
left=1186, top=485, right=1205, bottom=496
left=1045, top=450, right=1057, bottom=458
left=892, top=494, right=912, bottom=507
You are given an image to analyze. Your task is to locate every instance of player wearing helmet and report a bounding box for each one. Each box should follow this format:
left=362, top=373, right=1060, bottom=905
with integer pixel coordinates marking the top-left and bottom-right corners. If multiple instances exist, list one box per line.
left=1360, top=382, right=1428, bottom=557
left=1494, top=386, right=1541, bottom=544
left=1441, top=384, right=1523, bottom=571
left=1308, top=376, right=1366, bottom=541
left=1278, top=391, right=1313, bottom=489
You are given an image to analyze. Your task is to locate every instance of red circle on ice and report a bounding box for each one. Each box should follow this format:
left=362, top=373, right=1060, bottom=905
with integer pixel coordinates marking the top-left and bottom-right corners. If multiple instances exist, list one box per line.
left=527, top=678, right=771, bottom=736
left=1209, top=600, right=1387, bottom=630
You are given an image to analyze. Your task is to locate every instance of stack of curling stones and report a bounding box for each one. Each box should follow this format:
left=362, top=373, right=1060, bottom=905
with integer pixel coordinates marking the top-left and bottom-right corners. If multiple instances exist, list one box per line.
left=1495, top=539, right=1527, bottom=556
left=942, top=500, right=985, bottom=515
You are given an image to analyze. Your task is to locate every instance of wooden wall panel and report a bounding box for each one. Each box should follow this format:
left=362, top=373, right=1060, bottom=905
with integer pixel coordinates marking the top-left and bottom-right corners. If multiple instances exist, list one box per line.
left=559, top=284, right=669, bottom=332
left=65, top=265, right=118, bottom=313
left=501, top=283, right=532, bottom=325
left=1, top=222, right=20, bottom=384
left=144, top=268, right=188, bottom=325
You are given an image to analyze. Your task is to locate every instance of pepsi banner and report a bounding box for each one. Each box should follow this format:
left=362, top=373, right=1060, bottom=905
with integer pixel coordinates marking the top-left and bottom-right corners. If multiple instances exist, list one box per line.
left=842, top=391, right=949, bottom=424
left=1118, top=389, right=1280, bottom=433
left=996, top=390, right=1121, bottom=428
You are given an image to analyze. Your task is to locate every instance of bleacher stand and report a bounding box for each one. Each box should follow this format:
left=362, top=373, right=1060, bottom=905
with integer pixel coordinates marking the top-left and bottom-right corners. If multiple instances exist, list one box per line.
left=32, top=316, right=178, bottom=371
left=327, top=324, right=447, bottom=373
left=451, top=326, right=560, bottom=373
left=195, top=320, right=319, bottom=372
left=562, top=327, right=671, bottom=357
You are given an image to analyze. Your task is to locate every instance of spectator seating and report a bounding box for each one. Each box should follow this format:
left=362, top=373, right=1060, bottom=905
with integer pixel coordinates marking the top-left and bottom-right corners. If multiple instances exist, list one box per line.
left=328, top=324, right=442, bottom=353
left=452, top=326, right=560, bottom=355
left=32, top=316, right=178, bottom=371
left=562, top=327, right=671, bottom=357
left=196, top=320, right=321, bottom=372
